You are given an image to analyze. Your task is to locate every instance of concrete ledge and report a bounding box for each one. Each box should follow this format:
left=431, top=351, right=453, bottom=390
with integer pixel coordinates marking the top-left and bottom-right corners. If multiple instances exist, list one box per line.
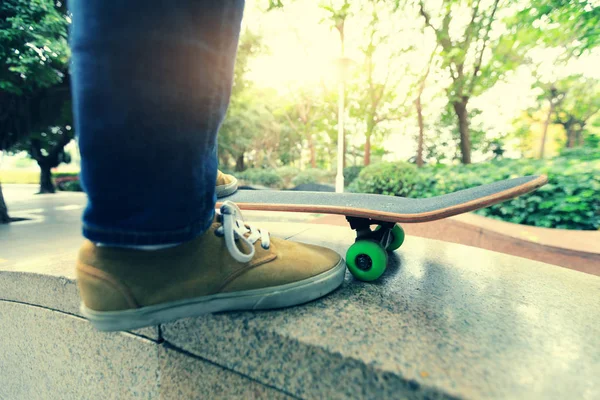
left=0, top=302, right=290, bottom=400
left=1, top=223, right=599, bottom=399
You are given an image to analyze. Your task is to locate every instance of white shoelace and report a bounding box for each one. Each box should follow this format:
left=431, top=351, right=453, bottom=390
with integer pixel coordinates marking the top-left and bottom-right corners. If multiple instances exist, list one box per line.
left=216, top=201, right=270, bottom=263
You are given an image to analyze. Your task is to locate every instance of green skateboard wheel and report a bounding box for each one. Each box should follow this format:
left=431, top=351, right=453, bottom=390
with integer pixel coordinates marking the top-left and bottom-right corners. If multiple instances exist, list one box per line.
left=346, top=240, right=387, bottom=281
left=375, top=224, right=405, bottom=251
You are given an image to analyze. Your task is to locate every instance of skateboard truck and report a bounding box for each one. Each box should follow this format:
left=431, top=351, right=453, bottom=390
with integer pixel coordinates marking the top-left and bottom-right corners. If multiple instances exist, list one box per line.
left=345, top=217, right=405, bottom=282
left=346, top=217, right=396, bottom=247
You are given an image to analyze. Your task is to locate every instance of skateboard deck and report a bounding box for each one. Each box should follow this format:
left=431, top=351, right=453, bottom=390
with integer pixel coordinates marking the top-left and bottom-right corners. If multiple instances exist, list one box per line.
left=217, top=174, right=548, bottom=282
left=217, top=175, right=547, bottom=223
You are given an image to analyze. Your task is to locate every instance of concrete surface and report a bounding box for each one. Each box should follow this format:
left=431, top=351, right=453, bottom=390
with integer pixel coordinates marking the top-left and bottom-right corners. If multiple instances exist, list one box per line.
left=162, top=224, right=600, bottom=400
left=0, top=185, right=86, bottom=265
left=0, top=301, right=292, bottom=400
left=1, top=222, right=599, bottom=399
left=0, top=302, right=160, bottom=400
left=159, top=346, right=294, bottom=400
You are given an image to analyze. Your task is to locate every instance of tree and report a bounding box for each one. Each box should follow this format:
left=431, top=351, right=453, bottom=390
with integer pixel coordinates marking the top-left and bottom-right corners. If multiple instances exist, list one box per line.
left=537, top=84, right=565, bottom=158
left=0, top=0, right=70, bottom=221
left=279, top=82, right=341, bottom=169
left=515, top=0, right=600, bottom=59
left=552, top=76, right=600, bottom=148
left=425, top=102, right=488, bottom=163
left=522, top=75, right=600, bottom=158
left=414, top=47, right=437, bottom=167
left=218, top=29, right=270, bottom=171
left=418, top=0, right=525, bottom=164
left=349, top=0, right=413, bottom=166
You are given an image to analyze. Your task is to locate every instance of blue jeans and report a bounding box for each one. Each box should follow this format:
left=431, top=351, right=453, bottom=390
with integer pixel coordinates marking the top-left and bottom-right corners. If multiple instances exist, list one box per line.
left=68, top=0, right=245, bottom=245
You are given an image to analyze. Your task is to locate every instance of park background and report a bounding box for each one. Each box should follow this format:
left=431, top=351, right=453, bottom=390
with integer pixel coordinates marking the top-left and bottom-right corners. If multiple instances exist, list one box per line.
left=1, top=0, right=598, bottom=230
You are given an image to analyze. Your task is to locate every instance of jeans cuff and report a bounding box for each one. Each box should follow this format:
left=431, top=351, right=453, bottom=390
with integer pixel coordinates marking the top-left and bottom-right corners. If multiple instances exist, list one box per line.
left=82, top=210, right=215, bottom=246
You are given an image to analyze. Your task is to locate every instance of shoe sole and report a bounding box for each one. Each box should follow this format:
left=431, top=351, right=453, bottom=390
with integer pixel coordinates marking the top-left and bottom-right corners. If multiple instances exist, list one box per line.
left=81, top=258, right=346, bottom=332
left=216, top=177, right=238, bottom=198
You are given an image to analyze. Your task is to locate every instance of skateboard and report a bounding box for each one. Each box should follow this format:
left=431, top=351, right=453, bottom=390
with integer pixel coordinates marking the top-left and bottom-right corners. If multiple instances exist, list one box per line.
left=217, top=175, right=547, bottom=281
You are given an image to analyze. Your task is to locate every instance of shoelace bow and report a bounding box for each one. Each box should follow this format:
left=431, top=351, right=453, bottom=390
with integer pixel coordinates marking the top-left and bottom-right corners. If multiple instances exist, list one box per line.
left=216, top=201, right=270, bottom=263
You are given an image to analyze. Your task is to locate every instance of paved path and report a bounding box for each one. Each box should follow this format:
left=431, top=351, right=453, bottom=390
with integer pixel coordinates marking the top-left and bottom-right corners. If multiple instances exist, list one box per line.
left=0, top=185, right=317, bottom=267
left=0, top=185, right=86, bottom=266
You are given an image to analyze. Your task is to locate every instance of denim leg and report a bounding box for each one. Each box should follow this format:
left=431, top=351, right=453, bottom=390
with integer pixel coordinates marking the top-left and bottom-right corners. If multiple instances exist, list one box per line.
left=68, top=0, right=245, bottom=245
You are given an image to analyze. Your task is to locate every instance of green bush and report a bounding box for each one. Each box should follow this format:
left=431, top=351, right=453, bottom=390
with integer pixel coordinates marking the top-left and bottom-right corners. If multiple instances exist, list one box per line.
left=275, top=166, right=300, bottom=188
left=559, top=147, right=600, bottom=161
left=60, top=180, right=83, bottom=192
left=350, top=156, right=600, bottom=230
left=291, top=168, right=334, bottom=187
left=53, top=172, right=79, bottom=178
left=349, top=162, right=431, bottom=196
left=343, top=166, right=363, bottom=187
left=237, top=169, right=282, bottom=188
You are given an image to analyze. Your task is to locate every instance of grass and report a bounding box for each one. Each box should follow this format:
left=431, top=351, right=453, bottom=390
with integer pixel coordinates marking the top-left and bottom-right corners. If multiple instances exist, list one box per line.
left=0, top=170, right=39, bottom=184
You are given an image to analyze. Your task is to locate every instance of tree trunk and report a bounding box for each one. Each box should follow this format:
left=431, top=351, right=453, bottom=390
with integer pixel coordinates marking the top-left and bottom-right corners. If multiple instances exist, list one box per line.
left=30, top=136, right=73, bottom=194
left=566, top=126, right=575, bottom=148
left=539, top=101, right=555, bottom=158
left=0, top=183, right=10, bottom=224
left=38, top=163, right=55, bottom=194
left=309, top=134, right=317, bottom=168
left=576, top=126, right=585, bottom=147
left=452, top=100, right=471, bottom=164
left=220, top=154, right=231, bottom=169
left=364, top=134, right=371, bottom=166
left=416, top=97, right=425, bottom=167
left=235, top=154, right=245, bottom=172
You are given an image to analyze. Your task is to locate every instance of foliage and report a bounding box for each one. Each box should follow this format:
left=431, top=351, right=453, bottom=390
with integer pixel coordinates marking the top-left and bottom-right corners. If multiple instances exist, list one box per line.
left=0, top=0, right=70, bottom=220
left=53, top=171, right=79, bottom=190
left=291, top=168, right=335, bottom=187
left=551, top=75, right=600, bottom=148
left=0, top=0, right=69, bottom=95
left=512, top=75, right=600, bottom=157
left=0, top=0, right=72, bottom=197
left=236, top=168, right=283, bottom=188
left=52, top=171, right=77, bottom=178
left=281, top=86, right=335, bottom=168
left=514, top=0, right=600, bottom=58
left=343, top=165, right=363, bottom=186
left=345, top=0, right=413, bottom=166
left=57, top=178, right=82, bottom=192
left=275, top=166, right=301, bottom=188
left=417, top=0, right=530, bottom=164
left=351, top=156, right=600, bottom=230
left=349, top=161, right=427, bottom=196
left=0, top=0, right=70, bottom=150
left=218, top=29, right=275, bottom=170
left=425, top=103, right=488, bottom=163
left=559, top=146, right=600, bottom=161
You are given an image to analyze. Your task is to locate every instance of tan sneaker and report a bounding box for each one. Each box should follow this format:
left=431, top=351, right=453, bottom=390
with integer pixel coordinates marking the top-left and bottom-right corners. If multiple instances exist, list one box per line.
left=216, top=170, right=238, bottom=198
left=76, top=202, right=345, bottom=331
